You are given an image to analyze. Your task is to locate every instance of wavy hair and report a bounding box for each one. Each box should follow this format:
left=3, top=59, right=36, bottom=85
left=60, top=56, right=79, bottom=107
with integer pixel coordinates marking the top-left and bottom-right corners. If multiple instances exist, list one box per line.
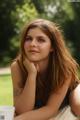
left=16, top=19, right=79, bottom=105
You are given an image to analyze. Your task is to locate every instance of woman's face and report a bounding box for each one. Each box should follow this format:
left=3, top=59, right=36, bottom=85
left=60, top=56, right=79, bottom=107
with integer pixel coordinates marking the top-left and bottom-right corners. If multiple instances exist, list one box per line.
left=24, top=27, right=53, bottom=62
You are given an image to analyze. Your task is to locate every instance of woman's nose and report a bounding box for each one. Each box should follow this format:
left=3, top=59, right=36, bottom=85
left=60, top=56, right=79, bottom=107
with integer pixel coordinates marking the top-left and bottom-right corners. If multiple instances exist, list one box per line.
left=30, top=39, right=37, bottom=46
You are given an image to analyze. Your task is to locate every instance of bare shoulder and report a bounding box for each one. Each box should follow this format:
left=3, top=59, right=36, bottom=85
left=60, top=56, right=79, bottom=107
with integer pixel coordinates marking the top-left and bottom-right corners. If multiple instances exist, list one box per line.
left=70, top=83, right=80, bottom=96
left=11, top=61, right=23, bottom=96
left=11, top=60, right=20, bottom=72
left=11, top=60, right=22, bottom=78
left=69, top=84, right=80, bottom=116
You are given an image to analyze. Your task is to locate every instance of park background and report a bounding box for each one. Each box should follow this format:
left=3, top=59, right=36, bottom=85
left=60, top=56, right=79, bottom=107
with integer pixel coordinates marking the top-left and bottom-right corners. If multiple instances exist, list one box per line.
left=0, top=0, right=80, bottom=105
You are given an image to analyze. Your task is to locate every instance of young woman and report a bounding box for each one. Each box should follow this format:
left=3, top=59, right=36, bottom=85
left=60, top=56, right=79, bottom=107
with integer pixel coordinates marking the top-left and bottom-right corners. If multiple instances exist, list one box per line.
left=11, top=19, right=80, bottom=120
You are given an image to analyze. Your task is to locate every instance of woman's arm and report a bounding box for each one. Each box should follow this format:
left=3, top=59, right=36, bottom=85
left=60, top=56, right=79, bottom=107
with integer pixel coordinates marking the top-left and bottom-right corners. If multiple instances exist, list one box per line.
left=11, top=61, right=37, bottom=114
left=69, top=83, right=80, bottom=116
left=14, top=77, right=71, bottom=120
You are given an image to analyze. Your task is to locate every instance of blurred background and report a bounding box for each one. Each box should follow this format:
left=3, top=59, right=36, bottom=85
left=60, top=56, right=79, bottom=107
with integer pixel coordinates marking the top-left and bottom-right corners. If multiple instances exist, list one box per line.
left=0, top=0, right=80, bottom=105
left=0, top=0, right=80, bottom=66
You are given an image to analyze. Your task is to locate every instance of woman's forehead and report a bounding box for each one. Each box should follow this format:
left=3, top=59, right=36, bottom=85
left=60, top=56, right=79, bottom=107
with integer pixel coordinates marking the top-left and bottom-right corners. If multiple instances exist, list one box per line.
left=27, top=27, right=49, bottom=38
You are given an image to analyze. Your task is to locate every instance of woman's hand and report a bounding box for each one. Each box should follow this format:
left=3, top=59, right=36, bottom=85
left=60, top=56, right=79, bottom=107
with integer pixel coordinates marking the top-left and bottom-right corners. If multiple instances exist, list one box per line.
left=23, top=58, right=39, bottom=75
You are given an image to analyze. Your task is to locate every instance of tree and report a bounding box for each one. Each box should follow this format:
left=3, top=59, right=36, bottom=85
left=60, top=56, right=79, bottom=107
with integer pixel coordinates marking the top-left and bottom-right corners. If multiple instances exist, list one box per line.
left=9, top=2, right=38, bottom=58
left=0, top=0, right=25, bottom=65
left=0, top=0, right=38, bottom=66
left=0, top=0, right=80, bottom=66
left=68, top=3, right=80, bottom=64
left=61, top=2, right=80, bottom=64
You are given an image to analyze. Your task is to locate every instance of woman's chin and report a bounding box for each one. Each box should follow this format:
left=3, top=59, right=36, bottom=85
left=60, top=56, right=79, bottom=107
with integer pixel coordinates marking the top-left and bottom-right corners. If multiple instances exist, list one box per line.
left=28, top=58, right=40, bottom=62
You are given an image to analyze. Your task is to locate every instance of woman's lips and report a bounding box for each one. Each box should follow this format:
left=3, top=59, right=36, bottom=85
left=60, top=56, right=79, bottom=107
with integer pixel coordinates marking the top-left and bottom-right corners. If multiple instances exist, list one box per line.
left=29, top=50, right=39, bottom=53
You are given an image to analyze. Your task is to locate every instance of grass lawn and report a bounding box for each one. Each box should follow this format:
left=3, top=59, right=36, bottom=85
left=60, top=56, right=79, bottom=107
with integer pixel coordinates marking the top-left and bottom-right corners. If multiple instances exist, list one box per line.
left=0, top=74, right=13, bottom=105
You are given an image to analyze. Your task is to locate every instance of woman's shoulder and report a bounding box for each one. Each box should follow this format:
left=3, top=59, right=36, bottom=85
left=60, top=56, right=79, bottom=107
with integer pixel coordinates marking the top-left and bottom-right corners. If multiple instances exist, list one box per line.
left=11, top=60, right=23, bottom=89
left=11, top=60, right=18, bottom=72
left=11, top=61, right=24, bottom=96
left=11, top=60, right=22, bottom=80
left=70, top=79, right=80, bottom=92
left=11, top=60, right=17, bottom=67
left=11, top=59, right=20, bottom=71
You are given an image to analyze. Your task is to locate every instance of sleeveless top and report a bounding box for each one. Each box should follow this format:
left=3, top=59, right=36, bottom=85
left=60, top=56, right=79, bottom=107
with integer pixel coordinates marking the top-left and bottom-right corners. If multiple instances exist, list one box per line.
left=34, top=80, right=79, bottom=110
left=17, top=59, right=80, bottom=110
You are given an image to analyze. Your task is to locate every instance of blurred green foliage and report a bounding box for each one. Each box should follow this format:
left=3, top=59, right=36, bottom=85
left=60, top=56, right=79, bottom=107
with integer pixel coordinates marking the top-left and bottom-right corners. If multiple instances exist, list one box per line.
left=0, top=0, right=80, bottom=66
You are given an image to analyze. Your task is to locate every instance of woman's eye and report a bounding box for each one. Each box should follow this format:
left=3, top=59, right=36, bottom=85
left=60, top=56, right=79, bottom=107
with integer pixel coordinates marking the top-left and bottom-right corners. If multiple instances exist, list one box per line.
left=38, top=38, right=45, bottom=43
left=25, top=36, right=32, bottom=41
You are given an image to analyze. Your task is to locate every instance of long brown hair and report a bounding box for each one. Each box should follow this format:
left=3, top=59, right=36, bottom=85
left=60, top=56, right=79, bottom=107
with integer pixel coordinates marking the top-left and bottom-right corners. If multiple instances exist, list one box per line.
left=16, top=19, right=79, bottom=104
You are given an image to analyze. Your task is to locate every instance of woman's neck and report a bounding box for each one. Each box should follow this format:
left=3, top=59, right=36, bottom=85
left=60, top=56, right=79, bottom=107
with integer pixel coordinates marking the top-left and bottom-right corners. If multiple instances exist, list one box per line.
left=34, top=58, right=49, bottom=74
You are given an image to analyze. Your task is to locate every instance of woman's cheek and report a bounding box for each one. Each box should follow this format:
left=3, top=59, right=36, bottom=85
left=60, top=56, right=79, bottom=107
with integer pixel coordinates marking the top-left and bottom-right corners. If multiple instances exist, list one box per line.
left=24, top=42, right=29, bottom=49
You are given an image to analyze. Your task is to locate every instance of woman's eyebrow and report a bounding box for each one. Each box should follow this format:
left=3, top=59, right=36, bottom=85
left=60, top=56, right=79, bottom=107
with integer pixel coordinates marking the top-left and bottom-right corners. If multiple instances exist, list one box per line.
left=36, top=35, right=47, bottom=39
left=26, top=34, right=47, bottom=39
left=37, top=36, right=45, bottom=38
left=25, top=35, right=32, bottom=38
